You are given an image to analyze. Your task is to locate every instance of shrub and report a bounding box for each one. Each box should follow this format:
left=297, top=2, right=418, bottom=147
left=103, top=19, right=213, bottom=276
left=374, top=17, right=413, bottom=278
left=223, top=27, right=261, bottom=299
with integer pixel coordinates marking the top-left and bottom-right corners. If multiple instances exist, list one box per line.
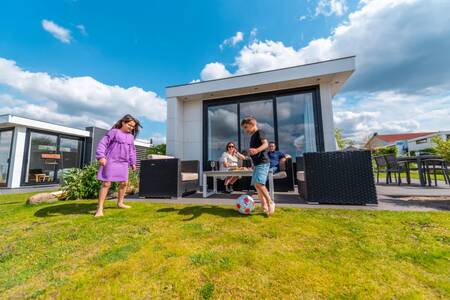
left=62, top=163, right=118, bottom=200
left=432, top=136, right=450, bottom=162
left=372, top=146, right=397, bottom=157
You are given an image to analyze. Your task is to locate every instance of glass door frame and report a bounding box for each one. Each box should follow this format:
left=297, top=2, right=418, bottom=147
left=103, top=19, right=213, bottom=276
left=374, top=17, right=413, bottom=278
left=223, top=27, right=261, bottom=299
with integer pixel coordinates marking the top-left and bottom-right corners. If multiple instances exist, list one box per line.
left=202, top=85, right=324, bottom=170
left=0, top=128, right=15, bottom=187
left=20, top=129, right=86, bottom=186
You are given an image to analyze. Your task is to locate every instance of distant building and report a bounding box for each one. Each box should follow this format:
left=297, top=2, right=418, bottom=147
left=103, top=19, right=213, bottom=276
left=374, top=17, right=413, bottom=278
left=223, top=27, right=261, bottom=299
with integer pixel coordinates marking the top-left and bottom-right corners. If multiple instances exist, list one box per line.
left=0, top=115, right=152, bottom=189
left=407, top=131, right=450, bottom=152
left=365, top=132, right=435, bottom=150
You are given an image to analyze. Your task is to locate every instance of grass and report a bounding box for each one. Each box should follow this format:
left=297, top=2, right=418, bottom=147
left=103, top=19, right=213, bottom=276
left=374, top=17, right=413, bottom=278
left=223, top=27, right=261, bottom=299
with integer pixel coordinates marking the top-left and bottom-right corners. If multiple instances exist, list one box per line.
left=377, top=170, right=446, bottom=182
left=0, top=193, right=449, bottom=299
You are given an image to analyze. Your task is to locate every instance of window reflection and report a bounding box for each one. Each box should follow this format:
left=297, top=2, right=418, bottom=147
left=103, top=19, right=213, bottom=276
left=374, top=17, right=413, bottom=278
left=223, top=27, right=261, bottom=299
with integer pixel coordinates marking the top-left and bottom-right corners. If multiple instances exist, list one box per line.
left=58, top=137, right=83, bottom=180
left=276, top=93, right=316, bottom=157
left=0, top=130, right=13, bottom=186
left=26, top=132, right=58, bottom=184
left=208, top=104, right=238, bottom=161
left=240, top=99, right=274, bottom=151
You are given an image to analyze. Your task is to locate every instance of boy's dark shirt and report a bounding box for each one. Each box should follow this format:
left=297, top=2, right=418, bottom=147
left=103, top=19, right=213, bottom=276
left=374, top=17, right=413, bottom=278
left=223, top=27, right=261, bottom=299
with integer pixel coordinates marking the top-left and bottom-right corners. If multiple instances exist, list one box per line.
left=249, top=129, right=269, bottom=166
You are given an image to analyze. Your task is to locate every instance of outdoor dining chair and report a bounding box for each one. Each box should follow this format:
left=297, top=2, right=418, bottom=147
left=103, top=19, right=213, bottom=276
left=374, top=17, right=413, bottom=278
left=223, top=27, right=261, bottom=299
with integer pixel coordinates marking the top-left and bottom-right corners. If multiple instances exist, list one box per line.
left=373, top=156, right=388, bottom=184
left=423, top=158, right=450, bottom=186
left=384, top=154, right=411, bottom=185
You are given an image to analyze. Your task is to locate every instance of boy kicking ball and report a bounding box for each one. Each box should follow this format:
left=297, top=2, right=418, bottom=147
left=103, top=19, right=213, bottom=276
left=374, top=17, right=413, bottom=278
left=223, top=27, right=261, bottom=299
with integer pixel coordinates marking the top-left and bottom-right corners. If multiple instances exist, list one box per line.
left=241, top=116, right=275, bottom=216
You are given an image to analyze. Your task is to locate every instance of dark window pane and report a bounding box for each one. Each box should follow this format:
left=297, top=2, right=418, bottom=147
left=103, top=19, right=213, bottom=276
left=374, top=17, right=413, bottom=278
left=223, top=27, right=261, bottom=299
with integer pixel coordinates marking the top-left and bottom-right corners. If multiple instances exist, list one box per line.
left=0, top=130, right=13, bottom=186
left=239, top=99, right=274, bottom=151
left=276, top=93, right=317, bottom=157
left=207, top=103, right=238, bottom=161
left=58, top=138, right=82, bottom=180
left=26, top=132, right=58, bottom=184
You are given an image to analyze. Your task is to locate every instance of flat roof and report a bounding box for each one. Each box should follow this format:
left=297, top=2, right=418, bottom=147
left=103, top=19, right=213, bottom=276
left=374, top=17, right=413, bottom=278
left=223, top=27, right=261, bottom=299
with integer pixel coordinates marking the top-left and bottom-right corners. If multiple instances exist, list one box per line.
left=0, top=114, right=90, bottom=137
left=166, top=56, right=355, bottom=100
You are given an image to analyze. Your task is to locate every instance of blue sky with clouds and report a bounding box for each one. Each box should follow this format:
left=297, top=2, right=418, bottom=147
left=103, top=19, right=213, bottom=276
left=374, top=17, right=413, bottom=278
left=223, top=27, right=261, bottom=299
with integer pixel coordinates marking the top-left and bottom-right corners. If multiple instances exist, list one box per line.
left=0, top=0, right=449, bottom=143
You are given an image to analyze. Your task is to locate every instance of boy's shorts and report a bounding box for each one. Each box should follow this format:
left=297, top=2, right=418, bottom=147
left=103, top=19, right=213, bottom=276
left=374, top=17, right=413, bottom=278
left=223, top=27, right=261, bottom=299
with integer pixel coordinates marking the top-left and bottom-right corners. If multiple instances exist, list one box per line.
left=251, top=163, right=270, bottom=186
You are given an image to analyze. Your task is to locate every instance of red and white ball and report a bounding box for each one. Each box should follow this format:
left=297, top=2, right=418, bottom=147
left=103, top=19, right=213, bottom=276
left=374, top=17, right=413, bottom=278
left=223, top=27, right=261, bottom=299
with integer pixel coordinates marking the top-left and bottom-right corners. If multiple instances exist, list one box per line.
left=236, top=194, right=255, bottom=215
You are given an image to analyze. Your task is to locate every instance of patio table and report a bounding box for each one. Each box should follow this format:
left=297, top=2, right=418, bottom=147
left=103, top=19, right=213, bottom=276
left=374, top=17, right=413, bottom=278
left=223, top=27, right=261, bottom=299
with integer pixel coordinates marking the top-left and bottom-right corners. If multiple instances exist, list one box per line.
left=397, top=155, right=441, bottom=186
left=202, top=169, right=274, bottom=199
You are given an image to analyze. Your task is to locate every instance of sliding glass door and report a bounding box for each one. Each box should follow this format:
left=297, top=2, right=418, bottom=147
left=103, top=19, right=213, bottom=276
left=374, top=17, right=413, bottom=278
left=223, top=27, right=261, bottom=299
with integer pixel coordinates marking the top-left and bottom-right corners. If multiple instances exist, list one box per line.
left=204, top=87, right=323, bottom=164
left=0, top=129, right=13, bottom=187
left=23, top=131, right=84, bottom=185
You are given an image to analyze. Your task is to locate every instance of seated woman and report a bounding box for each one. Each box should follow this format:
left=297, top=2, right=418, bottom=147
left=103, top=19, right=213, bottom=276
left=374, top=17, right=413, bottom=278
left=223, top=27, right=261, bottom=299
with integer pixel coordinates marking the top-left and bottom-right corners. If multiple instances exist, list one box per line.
left=219, top=142, right=246, bottom=193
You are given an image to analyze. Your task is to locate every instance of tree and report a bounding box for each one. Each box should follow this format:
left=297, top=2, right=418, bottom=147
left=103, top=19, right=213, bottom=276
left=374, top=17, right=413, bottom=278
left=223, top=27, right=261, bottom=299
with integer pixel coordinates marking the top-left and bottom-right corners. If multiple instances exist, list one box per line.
left=146, top=144, right=166, bottom=155
left=432, top=136, right=450, bottom=162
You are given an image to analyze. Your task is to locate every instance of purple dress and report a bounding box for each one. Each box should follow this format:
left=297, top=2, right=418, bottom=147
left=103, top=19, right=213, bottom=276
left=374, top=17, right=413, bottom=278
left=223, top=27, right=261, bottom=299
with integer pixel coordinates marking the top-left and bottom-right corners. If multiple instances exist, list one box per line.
left=96, top=128, right=137, bottom=182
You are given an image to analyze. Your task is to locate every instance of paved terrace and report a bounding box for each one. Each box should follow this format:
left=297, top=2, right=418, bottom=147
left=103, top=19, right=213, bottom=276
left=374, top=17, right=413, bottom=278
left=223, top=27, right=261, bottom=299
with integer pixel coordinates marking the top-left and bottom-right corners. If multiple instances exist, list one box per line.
left=1, top=180, right=449, bottom=211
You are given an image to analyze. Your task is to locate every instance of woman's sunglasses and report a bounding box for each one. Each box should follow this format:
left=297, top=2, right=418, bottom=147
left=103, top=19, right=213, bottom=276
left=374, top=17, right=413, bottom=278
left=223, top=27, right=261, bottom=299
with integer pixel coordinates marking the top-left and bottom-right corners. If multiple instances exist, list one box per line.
left=228, top=145, right=235, bottom=148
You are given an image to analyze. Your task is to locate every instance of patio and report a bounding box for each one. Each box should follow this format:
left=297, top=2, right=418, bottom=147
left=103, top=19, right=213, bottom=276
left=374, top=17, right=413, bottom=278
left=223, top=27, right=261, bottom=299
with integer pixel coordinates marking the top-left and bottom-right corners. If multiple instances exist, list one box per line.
left=130, top=180, right=450, bottom=212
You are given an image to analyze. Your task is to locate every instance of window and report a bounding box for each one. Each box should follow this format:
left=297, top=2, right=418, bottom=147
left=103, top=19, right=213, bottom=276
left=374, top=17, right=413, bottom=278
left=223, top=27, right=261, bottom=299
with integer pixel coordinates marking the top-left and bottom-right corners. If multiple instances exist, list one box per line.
left=204, top=87, right=323, bottom=166
left=58, top=137, right=83, bottom=180
left=240, top=99, right=275, bottom=151
left=416, top=138, right=428, bottom=144
left=207, top=103, right=238, bottom=162
left=276, top=92, right=317, bottom=157
left=25, top=132, right=58, bottom=184
left=0, top=129, right=13, bottom=187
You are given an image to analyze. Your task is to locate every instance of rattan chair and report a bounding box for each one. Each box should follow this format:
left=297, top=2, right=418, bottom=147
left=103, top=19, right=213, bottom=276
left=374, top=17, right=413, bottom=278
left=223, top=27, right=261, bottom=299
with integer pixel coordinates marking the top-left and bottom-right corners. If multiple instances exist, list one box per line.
left=384, top=154, right=410, bottom=185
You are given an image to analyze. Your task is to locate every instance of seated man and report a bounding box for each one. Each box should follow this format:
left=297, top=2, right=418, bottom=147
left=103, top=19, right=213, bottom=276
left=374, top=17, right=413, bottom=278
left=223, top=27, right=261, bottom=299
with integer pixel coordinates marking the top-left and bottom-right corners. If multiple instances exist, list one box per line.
left=267, top=142, right=286, bottom=173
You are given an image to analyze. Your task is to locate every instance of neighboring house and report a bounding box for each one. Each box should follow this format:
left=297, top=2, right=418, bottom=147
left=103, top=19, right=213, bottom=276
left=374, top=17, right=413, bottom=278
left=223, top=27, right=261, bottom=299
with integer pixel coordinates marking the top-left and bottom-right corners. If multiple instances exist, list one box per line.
left=0, top=115, right=151, bottom=188
left=166, top=56, right=355, bottom=174
left=365, top=132, right=435, bottom=150
left=407, top=131, right=450, bottom=152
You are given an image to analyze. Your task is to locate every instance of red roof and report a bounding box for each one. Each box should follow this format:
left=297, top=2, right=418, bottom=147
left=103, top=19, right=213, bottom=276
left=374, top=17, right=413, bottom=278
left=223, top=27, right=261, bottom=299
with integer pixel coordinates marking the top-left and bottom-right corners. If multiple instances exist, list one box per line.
left=374, top=132, right=435, bottom=143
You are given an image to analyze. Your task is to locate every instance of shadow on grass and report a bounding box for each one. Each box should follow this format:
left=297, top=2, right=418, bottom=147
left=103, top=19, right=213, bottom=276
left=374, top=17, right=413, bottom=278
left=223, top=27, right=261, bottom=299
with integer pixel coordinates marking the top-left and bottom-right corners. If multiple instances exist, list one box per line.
left=34, top=203, right=98, bottom=217
left=157, top=205, right=266, bottom=221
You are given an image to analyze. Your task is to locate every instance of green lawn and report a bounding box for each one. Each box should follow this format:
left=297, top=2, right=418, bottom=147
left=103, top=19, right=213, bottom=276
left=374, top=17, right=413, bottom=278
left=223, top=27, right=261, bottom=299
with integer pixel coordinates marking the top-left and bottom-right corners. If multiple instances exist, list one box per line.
left=1, top=193, right=449, bottom=299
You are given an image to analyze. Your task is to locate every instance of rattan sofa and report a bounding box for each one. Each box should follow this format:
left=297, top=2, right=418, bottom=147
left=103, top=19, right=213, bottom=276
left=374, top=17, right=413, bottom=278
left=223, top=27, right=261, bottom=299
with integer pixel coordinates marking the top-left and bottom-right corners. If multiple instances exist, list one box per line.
left=139, top=156, right=199, bottom=198
left=296, top=150, right=377, bottom=205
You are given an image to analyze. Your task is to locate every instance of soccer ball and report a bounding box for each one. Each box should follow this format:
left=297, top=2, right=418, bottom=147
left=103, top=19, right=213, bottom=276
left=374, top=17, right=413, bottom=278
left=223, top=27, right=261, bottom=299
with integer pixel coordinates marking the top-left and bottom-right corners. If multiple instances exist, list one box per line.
left=236, top=194, right=255, bottom=215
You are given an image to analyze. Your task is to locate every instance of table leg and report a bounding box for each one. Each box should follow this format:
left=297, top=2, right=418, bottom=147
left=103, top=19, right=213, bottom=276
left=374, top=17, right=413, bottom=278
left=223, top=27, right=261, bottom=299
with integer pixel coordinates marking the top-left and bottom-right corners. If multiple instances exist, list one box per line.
left=213, top=176, right=217, bottom=194
left=202, top=173, right=207, bottom=198
left=417, top=158, right=426, bottom=186
left=268, top=172, right=274, bottom=201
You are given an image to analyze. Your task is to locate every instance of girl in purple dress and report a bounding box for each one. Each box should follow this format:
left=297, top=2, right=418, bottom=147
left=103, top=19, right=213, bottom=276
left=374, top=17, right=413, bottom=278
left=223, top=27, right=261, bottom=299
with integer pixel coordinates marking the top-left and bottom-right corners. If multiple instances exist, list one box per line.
left=94, top=114, right=142, bottom=217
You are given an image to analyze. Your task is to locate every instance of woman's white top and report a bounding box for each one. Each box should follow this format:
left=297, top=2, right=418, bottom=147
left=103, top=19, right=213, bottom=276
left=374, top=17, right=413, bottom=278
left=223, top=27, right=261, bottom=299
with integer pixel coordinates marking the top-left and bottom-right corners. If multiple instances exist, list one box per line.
left=219, top=152, right=239, bottom=171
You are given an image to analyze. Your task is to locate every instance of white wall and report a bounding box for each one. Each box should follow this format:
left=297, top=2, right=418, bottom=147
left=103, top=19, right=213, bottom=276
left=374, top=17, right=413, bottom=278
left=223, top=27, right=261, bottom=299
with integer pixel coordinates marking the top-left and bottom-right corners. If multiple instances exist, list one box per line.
left=182, top=100, right=203, bottom=163
left=319, top=82, right=337, bottom=151
left=8, top=126, right=26, bottom=188
left=166, top=97, right=184, bottom=158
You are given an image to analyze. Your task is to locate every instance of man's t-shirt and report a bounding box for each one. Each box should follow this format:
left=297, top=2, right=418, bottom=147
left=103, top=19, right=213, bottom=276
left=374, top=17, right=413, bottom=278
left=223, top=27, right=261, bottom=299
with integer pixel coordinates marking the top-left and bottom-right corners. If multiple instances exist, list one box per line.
left=268, top=150, right=286, bottom=171
left=249, top=129, right=269, bottom=166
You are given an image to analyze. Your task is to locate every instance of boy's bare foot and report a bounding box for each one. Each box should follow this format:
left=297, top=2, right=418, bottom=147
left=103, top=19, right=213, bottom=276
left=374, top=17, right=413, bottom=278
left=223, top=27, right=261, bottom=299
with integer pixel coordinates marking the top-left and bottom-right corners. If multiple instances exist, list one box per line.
left=117, top=203, right=131, bottom=209
left=269, top=202, right=276, bottom=215
left=261, top=203, right=269, bottom=215
left=94, top=210, right=104, bottom=217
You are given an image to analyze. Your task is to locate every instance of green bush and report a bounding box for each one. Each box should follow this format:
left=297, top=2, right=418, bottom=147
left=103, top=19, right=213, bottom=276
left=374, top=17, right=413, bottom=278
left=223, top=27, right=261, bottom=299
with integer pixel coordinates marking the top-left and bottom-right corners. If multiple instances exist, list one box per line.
left=371, top=145, right=397, bottom=157
left=432, top=136, right=450, bottom=162
left=62, top=163, right=118, bottom=200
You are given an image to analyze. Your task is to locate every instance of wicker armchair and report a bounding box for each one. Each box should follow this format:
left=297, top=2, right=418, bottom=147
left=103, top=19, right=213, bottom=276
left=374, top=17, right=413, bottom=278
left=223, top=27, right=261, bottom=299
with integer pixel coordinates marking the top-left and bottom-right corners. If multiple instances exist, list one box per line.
left=296, top=151, right=377, bottom=205
left=139, top=158, right=199, bottom=198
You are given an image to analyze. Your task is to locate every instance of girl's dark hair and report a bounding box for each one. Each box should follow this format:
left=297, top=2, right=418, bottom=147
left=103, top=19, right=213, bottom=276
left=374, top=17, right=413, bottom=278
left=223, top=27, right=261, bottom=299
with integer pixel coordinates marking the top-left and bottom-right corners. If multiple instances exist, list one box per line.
left=112, top=114, right=142, bottom=137
left=225, top=141, right=236, bottom=152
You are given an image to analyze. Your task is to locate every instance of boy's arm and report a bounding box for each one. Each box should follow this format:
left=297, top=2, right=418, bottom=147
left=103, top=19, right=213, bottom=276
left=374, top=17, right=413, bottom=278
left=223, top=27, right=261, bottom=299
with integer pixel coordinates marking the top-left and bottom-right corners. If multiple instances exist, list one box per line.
left=255, top=139, right=269, bottom=154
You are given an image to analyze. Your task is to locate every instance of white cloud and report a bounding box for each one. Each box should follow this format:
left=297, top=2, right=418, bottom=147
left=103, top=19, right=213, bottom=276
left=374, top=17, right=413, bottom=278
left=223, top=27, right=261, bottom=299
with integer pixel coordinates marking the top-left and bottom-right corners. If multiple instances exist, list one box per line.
left=200, top=62, right=231, bottom=81
left=220, top=31, right=244, bottom=50
left=0, top=57, right=166, bottom=130
left=41, top=19, right=72, bottom=44
left=199, top=0, right=450, bottom=141
left=76, top=24, right=87, bottom=36
left=315, top=0, right=348, bottom=17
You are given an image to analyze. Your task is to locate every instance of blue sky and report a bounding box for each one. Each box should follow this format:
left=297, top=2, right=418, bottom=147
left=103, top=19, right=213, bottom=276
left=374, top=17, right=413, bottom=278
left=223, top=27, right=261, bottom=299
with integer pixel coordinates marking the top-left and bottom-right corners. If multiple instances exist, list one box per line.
left=0, top=0, right=449, bottom=143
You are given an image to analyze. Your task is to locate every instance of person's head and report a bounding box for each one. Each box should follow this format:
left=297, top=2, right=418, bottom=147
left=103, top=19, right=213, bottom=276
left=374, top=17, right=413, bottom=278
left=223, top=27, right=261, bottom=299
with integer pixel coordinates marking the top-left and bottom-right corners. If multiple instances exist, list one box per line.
left=269, top=142, right=276, bottom=152
left=113, top=114, right=142, bottom=137
left=225, top=141, right=236, bottom=153
left=240, top=116, right=257, bottom=135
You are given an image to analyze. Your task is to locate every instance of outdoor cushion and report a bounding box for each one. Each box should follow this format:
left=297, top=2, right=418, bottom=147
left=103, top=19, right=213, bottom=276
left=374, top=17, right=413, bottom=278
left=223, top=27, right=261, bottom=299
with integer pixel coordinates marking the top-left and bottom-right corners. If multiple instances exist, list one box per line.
left=273, top=171, right=287, bottom=179
left=296, top=171, right=305, bottom=182
left=181, top=172, right=198, bottom=181
left=147, top=154, right=174, bottom=159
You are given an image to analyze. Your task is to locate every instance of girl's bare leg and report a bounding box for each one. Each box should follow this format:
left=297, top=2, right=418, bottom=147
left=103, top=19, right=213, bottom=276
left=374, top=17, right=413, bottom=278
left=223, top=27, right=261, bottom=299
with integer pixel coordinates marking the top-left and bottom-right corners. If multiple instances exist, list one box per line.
left=255, top=183, right=268, bottom=213
left=95, top=181, right=111, bottom=217
left=230, top=177, right=239, bottom=185
left=117, top=181, right=131, bottom=209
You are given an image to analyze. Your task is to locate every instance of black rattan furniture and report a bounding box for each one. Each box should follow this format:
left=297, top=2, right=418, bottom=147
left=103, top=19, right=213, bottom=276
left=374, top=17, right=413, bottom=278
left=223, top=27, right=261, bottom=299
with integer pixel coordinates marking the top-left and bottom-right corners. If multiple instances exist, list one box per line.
left=423, top=158, right=450, bottom=186
left=296, top=151, right=377, bottom=205
left=272, top=157, right=295, bottom=192
left=384, top=154, right=410, bottom=185
left=139, top=159, right=199, bottom=198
